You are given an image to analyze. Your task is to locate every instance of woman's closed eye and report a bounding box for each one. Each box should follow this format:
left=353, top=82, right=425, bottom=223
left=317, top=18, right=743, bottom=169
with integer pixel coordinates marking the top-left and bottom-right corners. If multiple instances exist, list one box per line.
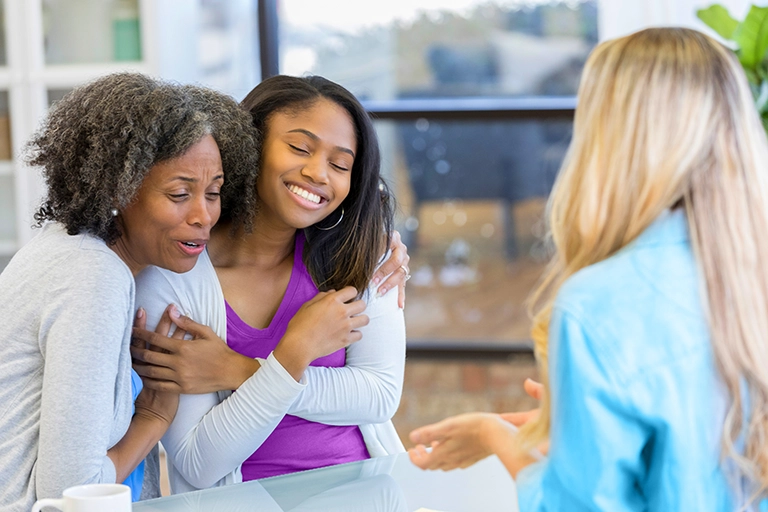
left=288, top=143, right=309, bottom=155
left=168, top=192, right=190, bottom=201
left=330, top=162, right=350, bottom=171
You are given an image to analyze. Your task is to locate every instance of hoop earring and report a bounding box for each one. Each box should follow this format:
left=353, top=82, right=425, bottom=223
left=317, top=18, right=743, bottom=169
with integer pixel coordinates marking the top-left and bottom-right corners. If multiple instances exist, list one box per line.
left=315, top=207, right=344, bottom=231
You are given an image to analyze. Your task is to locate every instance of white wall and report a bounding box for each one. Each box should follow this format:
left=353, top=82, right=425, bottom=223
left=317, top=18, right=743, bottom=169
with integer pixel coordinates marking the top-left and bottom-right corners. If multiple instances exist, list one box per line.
left=598, top=0, right=751, bottom=41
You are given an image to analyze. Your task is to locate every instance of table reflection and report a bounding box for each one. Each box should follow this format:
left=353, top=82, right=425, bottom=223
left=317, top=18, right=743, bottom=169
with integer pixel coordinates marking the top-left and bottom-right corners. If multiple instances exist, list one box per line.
left=135, top=452, right=517, bottom=512
left=137, top=457, right=406, bottom=512
left=263, top=457, right=407, bottom=512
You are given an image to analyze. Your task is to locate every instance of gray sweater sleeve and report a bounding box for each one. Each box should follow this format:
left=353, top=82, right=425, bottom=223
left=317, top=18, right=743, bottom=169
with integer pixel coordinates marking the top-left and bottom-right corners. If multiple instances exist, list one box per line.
left=35, top=249, right=134, bottom=499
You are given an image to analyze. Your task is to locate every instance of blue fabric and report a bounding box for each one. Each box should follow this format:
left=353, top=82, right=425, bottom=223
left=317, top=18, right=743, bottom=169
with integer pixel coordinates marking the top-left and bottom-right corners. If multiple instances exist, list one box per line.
left=122, top=369, right=145, bottom=502
left=516, top=209, right=766, bottom=511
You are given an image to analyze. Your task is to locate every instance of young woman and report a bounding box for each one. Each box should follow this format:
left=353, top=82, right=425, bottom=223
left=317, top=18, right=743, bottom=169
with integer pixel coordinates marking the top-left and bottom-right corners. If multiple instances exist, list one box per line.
left=131, top=75, right=407, bottom=493
left=409, top=27, right=768, bottom=510
left=0, top=72, right=260, bottom=510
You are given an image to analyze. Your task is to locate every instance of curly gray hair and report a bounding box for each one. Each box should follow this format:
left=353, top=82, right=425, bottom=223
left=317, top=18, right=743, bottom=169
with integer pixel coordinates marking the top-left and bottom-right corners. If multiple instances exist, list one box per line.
left=25, top=72, right=259, bottom=244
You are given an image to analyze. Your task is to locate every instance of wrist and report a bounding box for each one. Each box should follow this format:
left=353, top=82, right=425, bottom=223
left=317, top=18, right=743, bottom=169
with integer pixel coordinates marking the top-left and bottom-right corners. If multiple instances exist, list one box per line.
left=483, top=415, right=538, bottom=478
left=479, top=414, right=507, bottom=453
left=272, top=339, right=311, bottom=382
left=228, top=352, right=261, bottom=389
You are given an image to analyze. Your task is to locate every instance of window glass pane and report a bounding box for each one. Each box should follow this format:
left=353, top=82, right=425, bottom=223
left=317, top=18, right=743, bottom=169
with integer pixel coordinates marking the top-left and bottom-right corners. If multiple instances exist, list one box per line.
left=0, top=1, right=7, bottom=66
left=47, top=88, right=73, bottom=108
left=0, top=91, right=11, bottom=161
left=377, top=117, right=570, bottom=347
left=43, top=0, right=142, bottom=65
left=279, top=0, right=597, bottom=100
left=0, top=175, right=16, bottom=241
left=197, top=0, right=259, bottom=100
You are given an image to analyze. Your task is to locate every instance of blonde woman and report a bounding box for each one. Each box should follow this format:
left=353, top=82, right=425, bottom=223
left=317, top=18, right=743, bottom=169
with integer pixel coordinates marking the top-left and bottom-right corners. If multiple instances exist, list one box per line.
left=408, top=27, right=768, bottom=510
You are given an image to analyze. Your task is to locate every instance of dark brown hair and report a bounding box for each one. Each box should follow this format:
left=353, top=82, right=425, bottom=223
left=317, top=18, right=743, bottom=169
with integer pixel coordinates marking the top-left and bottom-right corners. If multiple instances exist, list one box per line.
left=239, top=74, right=394, bottom=295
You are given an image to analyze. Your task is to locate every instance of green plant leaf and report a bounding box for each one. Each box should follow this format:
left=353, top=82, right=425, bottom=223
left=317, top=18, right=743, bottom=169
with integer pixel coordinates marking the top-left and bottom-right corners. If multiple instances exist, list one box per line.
left=696, top=5, right=739, bottom=40
left=733, top=5, right=768, bottom=70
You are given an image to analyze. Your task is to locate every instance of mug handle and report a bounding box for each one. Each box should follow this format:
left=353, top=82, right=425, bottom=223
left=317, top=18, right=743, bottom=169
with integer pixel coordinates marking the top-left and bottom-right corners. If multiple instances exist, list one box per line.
left=32, top=498, right=64, bottom=512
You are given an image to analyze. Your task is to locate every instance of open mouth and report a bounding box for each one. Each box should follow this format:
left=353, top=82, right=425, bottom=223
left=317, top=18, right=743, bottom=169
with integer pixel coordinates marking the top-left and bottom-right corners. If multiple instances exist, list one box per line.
left=176, top=240, right=207, bottom=256
left=287, top=184, right=324, bottom=205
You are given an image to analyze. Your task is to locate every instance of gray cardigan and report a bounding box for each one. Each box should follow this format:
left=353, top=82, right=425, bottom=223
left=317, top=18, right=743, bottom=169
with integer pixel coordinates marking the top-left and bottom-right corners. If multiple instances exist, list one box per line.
left=0, top=223, right=140, bottom=512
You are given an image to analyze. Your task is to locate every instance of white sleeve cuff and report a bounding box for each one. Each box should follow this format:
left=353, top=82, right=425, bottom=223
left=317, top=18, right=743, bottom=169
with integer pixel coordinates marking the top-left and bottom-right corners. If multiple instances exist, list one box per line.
left=262, top=352, right=308, bottom=390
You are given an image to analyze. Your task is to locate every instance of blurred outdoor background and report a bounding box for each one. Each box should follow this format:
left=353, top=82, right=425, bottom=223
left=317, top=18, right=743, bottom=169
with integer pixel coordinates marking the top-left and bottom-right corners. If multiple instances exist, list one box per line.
left=0, top=0, right=751, bottom=447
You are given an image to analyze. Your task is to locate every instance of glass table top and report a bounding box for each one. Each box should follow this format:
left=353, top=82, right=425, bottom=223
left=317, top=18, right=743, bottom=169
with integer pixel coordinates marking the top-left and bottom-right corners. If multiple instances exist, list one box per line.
left=133, top=452, right=518, bottom=512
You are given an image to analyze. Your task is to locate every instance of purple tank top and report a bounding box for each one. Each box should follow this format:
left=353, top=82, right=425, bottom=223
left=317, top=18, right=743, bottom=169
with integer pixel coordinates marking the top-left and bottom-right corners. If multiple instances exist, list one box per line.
left=225, top=233, right=369, bottom=480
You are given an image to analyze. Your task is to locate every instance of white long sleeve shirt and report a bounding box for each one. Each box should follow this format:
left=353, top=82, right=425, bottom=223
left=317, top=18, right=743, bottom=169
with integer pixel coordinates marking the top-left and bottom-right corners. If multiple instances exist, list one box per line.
left=134, top=248, right=406, bottom=494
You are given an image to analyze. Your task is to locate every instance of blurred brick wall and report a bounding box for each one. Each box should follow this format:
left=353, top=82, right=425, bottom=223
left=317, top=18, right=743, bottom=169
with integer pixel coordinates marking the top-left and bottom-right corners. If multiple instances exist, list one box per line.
left=392, top=353, right=540, bottom=448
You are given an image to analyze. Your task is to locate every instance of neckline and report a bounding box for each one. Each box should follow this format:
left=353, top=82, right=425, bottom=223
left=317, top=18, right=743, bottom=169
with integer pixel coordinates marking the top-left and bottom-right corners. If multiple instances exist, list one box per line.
left=225, top=233, right=305, bottom=334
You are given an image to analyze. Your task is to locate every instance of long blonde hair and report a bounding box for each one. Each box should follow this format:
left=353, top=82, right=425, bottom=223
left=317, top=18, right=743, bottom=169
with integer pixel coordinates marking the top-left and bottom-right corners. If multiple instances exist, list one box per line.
left=522, top=27, right=768, bottom=494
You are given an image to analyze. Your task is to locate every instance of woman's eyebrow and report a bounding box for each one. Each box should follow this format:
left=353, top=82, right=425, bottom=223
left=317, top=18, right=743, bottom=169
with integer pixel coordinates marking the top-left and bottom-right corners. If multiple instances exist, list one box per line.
left=167, top=173, right=224, bottom=184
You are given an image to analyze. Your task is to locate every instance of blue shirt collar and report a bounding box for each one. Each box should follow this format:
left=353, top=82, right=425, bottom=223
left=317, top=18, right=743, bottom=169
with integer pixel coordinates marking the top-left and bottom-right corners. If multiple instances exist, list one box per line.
left=630, top=208, right=689, bottom=248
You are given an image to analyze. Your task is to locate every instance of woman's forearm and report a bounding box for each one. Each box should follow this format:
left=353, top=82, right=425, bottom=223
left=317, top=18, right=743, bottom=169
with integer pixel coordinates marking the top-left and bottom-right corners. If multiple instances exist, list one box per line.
left=161, top=353, right=304, bottom=489
left=107, top=412, right=170, bottom=483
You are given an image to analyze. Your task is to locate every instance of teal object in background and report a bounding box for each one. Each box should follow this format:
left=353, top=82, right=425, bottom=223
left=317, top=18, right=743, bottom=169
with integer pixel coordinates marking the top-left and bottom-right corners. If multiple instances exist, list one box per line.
left=113, top=0, right=141, bottom=61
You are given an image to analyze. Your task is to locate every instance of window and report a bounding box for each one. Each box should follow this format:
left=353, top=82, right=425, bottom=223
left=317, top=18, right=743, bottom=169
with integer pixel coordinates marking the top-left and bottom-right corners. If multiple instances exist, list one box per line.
left=266, top=0, right=598, bottom=350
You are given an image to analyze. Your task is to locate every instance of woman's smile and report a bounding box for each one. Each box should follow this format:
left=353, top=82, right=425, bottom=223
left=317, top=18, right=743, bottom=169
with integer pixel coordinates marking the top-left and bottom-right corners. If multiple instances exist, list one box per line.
left=286, top=182, right=326, bottom=207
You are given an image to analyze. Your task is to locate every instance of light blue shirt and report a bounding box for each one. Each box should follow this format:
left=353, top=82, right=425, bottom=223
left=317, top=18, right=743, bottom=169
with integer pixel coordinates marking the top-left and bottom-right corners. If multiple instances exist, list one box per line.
left=122, top=369, right=145, bottom=501
left=516, top=209, right=766, bottom=511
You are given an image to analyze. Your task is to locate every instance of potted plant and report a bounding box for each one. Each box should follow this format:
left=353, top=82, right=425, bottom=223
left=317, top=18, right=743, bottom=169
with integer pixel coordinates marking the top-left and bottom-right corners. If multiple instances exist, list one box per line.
left=697, top=4, right=768, bottom=129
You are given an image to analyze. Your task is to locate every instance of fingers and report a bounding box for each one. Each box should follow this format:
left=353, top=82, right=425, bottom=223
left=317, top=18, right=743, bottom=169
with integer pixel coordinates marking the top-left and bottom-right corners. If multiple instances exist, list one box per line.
left=373, top=233, right=411, bottom=301
left=170, top=312, right=213, bottom=340
left=409, top=442, right=467, bottom=471
left=373, top=231, right=406, bottom=284
left=132, top=361, right=176, bottom=381
left=349, top=313, right=369, bottom=331
left=524, top=378, right=545, bottom=401
left=331, top=286, right=359, bottom=304
left=171, top=326, right=187, bottom=340
left=131, top=327, right=183, bottom=354
left=375, top=267, right=406, bottom=301
left=130, top=345, right=176, bottom=367
left=155, top=304, right=177, bottom=338
left=345, top=298, right=367, bottom=317
left=408, top=444, right=433, bottom=470
left=409, top=421, right=446, bottom=446
left=133, top=308, right=147, bottom=331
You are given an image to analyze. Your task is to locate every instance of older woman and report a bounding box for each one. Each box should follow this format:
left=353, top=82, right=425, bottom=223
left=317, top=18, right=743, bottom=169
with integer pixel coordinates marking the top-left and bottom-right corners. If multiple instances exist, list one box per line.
left=0, top=72, right=260, bottom=511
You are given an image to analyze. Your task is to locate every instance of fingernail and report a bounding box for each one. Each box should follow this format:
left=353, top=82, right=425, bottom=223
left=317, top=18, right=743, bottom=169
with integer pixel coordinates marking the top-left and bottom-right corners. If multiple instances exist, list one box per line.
left=136, top=308, right=145, bottom=319
left=170, top=304, right=180, bottom=319
left=373, top=276, right=381, bottom=285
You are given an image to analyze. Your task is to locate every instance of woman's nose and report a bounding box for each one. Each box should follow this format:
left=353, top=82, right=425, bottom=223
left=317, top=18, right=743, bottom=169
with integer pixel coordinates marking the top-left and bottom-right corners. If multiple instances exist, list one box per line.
left=188, top=195, right=215, bottom=228
left=301, top=157, right=330, bottom=184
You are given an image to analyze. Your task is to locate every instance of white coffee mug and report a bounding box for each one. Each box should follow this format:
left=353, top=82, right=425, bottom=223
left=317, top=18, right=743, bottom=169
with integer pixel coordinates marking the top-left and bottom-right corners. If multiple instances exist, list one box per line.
left=31, top=483, right=131, bottom=512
